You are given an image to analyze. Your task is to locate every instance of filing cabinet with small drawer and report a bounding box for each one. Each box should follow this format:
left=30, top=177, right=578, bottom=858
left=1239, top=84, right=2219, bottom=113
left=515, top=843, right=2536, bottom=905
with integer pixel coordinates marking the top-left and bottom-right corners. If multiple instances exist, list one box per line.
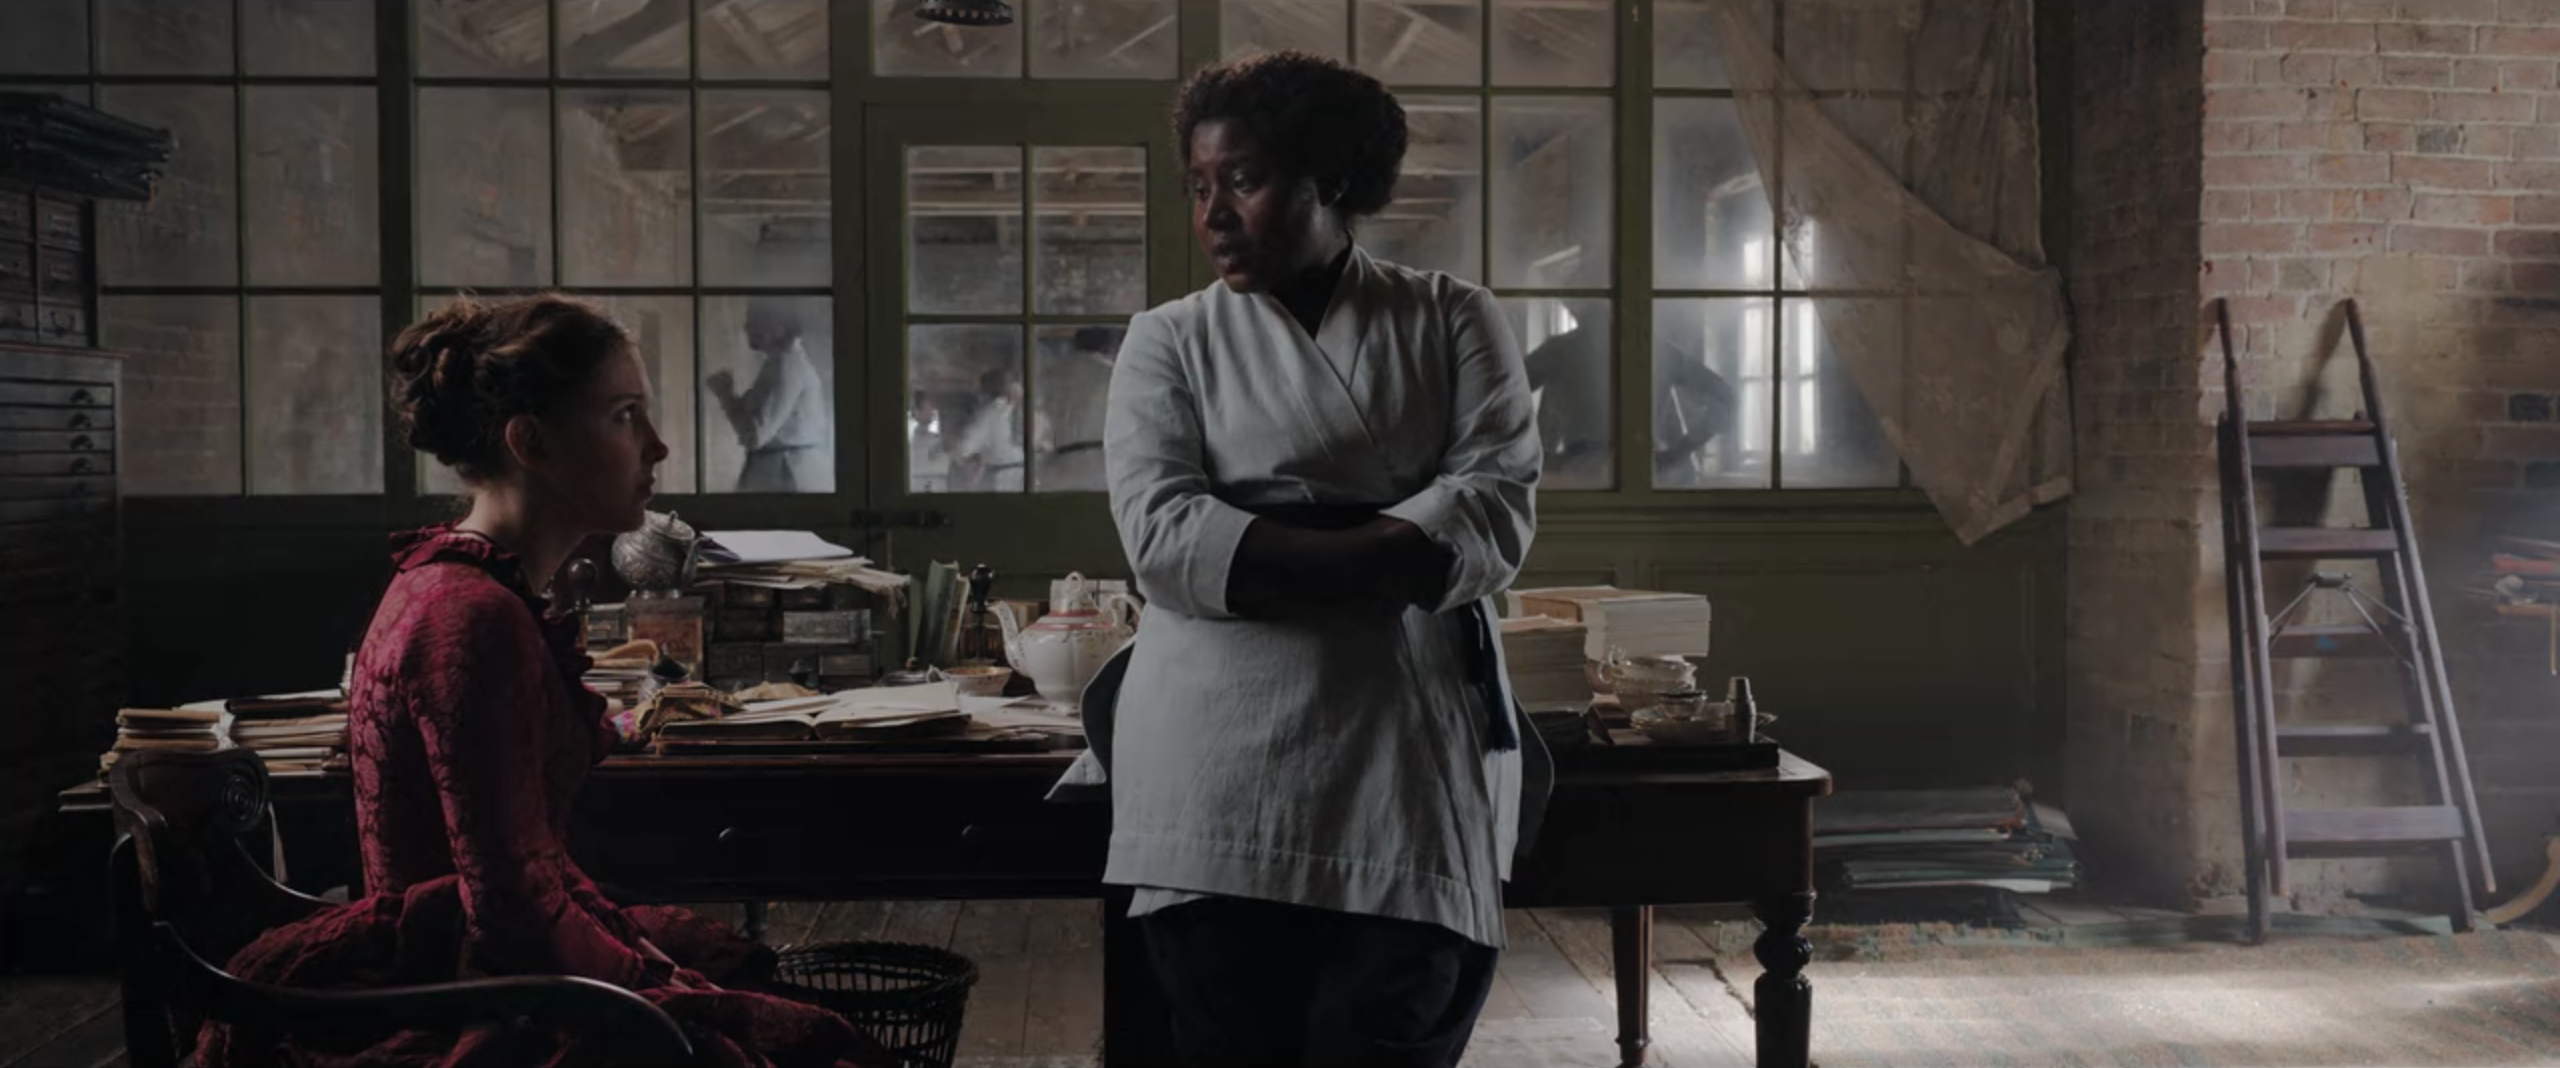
left=0, top=342, right=123, bottom=813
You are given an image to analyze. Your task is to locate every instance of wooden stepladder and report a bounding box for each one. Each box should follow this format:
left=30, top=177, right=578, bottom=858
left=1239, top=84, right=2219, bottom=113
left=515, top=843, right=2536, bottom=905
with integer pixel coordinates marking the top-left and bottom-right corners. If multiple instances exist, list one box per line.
left=2214, top=297, right=2494, bottom=944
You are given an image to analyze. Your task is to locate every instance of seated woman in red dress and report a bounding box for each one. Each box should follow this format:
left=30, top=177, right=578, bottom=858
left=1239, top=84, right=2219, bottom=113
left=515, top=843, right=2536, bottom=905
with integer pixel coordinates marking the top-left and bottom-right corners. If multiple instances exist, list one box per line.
left=198, top=294, right=892, bottom=1068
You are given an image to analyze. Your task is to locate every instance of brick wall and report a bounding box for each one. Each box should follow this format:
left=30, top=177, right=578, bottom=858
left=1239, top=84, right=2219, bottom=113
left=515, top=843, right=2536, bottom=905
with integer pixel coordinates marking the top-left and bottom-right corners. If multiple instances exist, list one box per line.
left=2070, top=0, right=2560, bottom=910
left=2064, top=0, right=2217, bottom=905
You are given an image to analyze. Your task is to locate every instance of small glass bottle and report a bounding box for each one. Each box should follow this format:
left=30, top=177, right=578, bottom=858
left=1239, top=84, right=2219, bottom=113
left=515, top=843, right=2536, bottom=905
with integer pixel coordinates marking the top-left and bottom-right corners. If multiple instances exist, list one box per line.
left=1724, top=676, right=1756, bottom=744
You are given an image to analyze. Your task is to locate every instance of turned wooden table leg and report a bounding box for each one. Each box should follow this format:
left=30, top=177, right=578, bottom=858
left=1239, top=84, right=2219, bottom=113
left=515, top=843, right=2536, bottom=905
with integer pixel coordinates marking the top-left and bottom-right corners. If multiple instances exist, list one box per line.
left=1611, top=905, right=1652, bottom=1067
left=1752, top=892, right=1814, bottom=1068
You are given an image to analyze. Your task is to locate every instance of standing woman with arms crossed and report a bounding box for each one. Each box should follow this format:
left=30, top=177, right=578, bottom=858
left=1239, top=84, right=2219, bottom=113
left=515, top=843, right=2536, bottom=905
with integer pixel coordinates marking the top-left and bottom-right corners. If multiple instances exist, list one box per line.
left=1095, top=51, right=1547, bottom=1067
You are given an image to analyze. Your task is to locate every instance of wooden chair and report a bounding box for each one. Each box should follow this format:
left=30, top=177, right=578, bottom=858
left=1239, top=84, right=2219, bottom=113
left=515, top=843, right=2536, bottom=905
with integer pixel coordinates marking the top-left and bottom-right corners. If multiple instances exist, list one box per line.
left=108, top=749, right=695, bottom=1068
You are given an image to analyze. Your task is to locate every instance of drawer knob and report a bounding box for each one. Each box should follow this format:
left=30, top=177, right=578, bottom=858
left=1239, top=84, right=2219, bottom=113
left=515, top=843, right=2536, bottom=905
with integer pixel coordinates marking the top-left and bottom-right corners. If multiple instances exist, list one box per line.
left=717, top=826, right=743, bottom=845
left=67, top=413, right=90, bottom=430
left=68, top=389, right=90, bottom=405
left=68, top=456, right=91, bottom=474
left=67, top=434, right=90, bottom=451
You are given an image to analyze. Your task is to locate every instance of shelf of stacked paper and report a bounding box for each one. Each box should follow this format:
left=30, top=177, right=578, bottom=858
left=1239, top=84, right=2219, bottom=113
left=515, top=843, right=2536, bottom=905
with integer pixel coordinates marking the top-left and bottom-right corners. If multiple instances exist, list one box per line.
left=101, top=707, right=233, bottom=775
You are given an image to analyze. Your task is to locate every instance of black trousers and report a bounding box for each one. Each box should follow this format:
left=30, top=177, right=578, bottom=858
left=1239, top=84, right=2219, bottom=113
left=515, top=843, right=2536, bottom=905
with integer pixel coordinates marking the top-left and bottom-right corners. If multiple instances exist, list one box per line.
left=1138, top=896, right=1500, bottom=1068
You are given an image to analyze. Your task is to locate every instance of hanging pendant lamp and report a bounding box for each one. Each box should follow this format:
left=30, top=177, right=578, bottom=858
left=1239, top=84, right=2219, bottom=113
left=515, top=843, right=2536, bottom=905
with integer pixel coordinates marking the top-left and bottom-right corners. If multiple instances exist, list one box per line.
left=915, top=0, right=1015, bottom=26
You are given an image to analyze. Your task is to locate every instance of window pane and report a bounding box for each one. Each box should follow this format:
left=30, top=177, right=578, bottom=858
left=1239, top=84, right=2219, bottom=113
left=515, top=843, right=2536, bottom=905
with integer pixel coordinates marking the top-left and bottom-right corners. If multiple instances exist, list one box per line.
left=701, top=90, right=829, bottom=287
left=0, top=0, right=89, bottom=75
left=909, top=146, right=1023, bottom=315
left=102, top=295, right=242, bottom=497
left=419, top=0, right=548, bottom=78
left=1355, top=0, right=1478, bottom=87
left=1031, top=324, right=1118, bottom=493
left=245, top=87, right=380, bottom=287
left=247, top=297, right=382, bottom=496
left=99, top=0, right=231, bottom=75
left=97, top=87, right=237, bottom=287
left=1365, top=95, right=1477, bottom=281
left=560, top=89, right=692, bottom=286
left=1221, top=0, right=1343, bottom=60
left=586, top=294, right=698, bottom=494
left=1507, top=297, right=1610, bottom=491
left=1034, top=146, right=1145, bottom=315
left=874, top=0, right=1022, bottom=78
left=698, top=0, right=828, bottom=80
left=1652, top=298, right=1769, bottom=490
left=1492, top=0, right=1611, bottom=88
left=1653, top=97, right=1771, bottom=292
left=418, top=88, right=553, bottom=288
left=243, top=0, right=375, bottom=76
left=1783, top=298, right=1897, bottom=488
left=560, top=0, right=689, bottom=78
left=909, top=324, right=1021, bottom=494
left=702, top=295, right=832, bottom=493
left=1028, top=0, right=1176, bottom=79
left=1654, top=0, right=1728, bottom=90
left=1783, top=0, right=1913, bottom=92
left=1491, top=97, right=1609, bottom=289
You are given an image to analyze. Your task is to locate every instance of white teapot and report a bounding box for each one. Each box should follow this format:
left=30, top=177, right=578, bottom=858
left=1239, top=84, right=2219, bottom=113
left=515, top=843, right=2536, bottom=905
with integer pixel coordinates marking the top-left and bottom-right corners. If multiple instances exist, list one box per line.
left=997, top=572, right=1138, bottom=706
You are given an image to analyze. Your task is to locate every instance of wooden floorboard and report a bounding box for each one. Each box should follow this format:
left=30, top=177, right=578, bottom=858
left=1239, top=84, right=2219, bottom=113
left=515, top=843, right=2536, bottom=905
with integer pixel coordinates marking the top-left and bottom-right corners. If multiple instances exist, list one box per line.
left=2, top=1002, right=123, bottom=1068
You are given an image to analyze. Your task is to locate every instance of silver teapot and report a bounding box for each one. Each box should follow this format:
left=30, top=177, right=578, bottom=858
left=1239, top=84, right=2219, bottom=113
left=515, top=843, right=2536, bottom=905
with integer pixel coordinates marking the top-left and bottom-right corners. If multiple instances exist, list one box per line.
left=611, top=510, right=703, bottom=593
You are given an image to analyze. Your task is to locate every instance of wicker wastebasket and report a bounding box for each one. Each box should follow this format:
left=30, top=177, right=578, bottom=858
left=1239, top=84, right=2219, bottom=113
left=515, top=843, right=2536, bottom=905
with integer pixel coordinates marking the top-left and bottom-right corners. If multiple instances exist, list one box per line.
left=769, top=941, right=979, bottom=1068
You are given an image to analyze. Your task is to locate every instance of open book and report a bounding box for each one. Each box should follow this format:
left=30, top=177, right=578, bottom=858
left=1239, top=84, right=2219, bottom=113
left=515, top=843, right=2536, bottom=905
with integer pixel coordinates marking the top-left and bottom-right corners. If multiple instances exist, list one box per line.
left=653, top=681, right=972, bottom=742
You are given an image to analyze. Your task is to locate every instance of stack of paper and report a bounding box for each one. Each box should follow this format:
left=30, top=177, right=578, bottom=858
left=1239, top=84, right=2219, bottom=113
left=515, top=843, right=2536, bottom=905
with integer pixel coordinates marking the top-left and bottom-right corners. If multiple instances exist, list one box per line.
left=1499, top=616, right=1594, bottom=712
left=695, top=530, right=910, bottom=605
left=187, top=690, right=347, bottom=775
left=1813, top=788, right=2082, bottom=894
left=653, top=681, right=972, bottom=742
left=1508, top=587, right=1712, bottom=661
left=101, top=707, right=231, bottom=775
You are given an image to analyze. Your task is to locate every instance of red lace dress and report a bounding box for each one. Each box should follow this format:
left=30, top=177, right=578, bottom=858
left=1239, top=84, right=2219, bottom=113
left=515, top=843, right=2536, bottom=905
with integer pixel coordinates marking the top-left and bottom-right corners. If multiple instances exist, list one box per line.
left=197, top=528, right=891, bottom=1068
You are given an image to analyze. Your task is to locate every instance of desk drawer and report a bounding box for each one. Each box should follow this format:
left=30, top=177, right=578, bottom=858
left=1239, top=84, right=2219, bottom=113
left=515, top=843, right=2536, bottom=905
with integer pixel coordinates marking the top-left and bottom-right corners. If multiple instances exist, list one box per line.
left=0, top=381, right=111, bottom=408
left=572, top=771, right=1108, bottom=896
left=0, top=452, right=110, bottom=478
left=0, top=241, right=30, bottom=298
left=0, top=430, right=108, bottom=454
left=0, top=405, right=112, bottom=431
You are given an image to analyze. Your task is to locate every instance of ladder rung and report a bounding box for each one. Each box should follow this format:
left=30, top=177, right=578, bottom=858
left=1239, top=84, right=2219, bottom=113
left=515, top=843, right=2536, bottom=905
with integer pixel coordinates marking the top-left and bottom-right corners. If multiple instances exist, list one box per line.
left=2268, top=624, right=2398, bottom=659
left=2258, top=528, right=2400, bottom=559
left=2274, top=723, right=2433, bottom=757
left=2285, top=806, right=2466, bottom=855
left=2248, top=434, right=2380, bottom=469
left=2249, top=420, right=2377, bottom=436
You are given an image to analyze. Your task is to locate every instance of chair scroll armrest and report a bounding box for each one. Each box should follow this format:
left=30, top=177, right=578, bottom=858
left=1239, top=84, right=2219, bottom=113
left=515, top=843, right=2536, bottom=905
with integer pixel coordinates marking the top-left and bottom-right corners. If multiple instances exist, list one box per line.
left=158, top=926, right=696, bottom=1066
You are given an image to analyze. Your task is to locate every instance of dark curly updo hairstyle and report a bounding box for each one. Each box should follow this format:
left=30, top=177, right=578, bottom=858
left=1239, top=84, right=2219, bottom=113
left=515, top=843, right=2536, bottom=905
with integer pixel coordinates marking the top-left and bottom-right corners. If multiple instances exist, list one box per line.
left=1174, top=50, right=1407, bottom=218
left=388, top=294, right=632, bottom=483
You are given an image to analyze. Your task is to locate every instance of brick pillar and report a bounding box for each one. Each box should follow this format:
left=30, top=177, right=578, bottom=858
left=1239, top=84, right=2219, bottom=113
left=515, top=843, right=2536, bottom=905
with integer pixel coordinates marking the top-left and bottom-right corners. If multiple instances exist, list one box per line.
left=2065, top=0, right=2217, bottom=907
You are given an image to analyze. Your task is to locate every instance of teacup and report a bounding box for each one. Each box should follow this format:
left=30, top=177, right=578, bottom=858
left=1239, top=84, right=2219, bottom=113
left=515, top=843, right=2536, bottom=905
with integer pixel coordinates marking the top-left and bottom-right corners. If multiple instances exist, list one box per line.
left=946, top=664, right=1013, bottom=697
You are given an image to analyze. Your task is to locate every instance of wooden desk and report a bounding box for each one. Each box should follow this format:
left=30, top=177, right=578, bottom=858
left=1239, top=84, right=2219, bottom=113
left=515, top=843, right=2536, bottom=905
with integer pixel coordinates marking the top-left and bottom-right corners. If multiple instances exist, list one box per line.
left=64, top=749, right=1831, bottom=1068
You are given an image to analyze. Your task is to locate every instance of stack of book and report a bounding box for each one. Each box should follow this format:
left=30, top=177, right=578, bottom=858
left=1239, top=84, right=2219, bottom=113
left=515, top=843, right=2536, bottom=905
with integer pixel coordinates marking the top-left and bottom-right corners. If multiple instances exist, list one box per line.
left=1499, top=616, right=1595, bottom=712
left=210, top=691, right=346, bottom=776
left=1507, top=587, right=1713, bottom=662
left=1813, top=787, right=2081, bottom=895
left=101, top=707, right=231, bottom=775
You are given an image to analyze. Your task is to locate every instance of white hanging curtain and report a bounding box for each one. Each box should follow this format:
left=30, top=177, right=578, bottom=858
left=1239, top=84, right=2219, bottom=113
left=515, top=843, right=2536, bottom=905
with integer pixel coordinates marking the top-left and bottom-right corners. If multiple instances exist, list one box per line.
left=1711, top=0, right=2072, bottom=544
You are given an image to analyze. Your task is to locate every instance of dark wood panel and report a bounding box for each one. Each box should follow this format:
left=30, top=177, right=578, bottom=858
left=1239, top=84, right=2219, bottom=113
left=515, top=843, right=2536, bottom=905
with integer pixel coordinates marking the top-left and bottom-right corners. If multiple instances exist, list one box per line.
left=1644, top=551, right=2047, bottom=793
